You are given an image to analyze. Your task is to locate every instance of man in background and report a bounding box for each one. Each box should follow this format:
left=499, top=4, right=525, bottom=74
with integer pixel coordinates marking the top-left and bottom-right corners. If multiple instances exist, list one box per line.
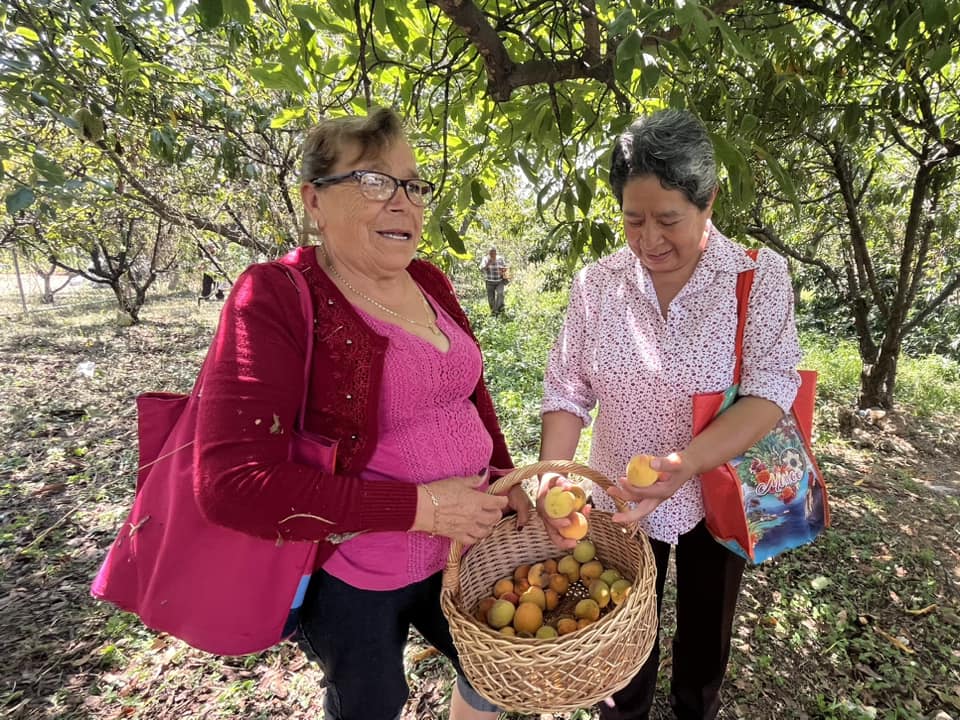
left=480, top=246, right=509, bottom=316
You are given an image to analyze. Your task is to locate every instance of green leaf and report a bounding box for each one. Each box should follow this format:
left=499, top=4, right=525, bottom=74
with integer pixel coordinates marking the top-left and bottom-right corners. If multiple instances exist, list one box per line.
left=440, top=220, right=466, bottom=253
left=895, top=8, right=921, bottom=50
left=640, top=53, right=660, bottom=92
left=921, top=0, right=949, bottom=26
left=616, top=30, right=643, bottom=70
left=223, top=0, right=253, bottom=23
left=5, top=187, right=36, bottom=214
left=712, top=15, right=756, bottom=62
left=32, top=151, right=66, bottom=183
left=290, top=3, right=324, bottom=28
left=928, top=44, right=952, bottom=74
left=269, top=106, right=307, bottom=128
left=470, top=178, right=489, bottom=206
left=608, top=8, right=636, bottom=36
left=104, top=19, right=124, bottom=63
left=574, top=174, right=593, bottom=215
left=589, top=221, right=607, bottom=257
left=384, top=10, right=409, bottom=53
left=197, top=0, right=224, bottom=29
left=14, top=26, right=39, bottom=43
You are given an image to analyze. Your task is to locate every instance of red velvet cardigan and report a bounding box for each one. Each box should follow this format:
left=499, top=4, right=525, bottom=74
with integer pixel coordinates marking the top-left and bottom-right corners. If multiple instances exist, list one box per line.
left=195, top=246, right=513, bottom=569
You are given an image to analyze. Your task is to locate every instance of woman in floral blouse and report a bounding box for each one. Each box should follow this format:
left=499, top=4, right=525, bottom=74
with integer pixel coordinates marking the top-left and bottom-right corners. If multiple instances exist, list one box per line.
left=536, top=109, right=802, bottom=720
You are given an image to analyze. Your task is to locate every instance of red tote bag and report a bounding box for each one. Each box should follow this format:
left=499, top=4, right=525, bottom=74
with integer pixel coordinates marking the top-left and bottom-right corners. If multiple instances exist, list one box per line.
left=91, top=264, right=331, bottom=656
left=692, top=250, right=830, bottom=564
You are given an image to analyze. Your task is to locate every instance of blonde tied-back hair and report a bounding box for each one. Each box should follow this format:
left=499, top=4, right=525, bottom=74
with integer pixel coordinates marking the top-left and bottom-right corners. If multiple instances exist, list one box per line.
left=299, top=107, right=407, bottom=184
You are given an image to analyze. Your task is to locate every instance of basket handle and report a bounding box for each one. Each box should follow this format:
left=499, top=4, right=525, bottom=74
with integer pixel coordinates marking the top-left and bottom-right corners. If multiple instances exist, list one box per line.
left=443, top=459, right=629, bottom=592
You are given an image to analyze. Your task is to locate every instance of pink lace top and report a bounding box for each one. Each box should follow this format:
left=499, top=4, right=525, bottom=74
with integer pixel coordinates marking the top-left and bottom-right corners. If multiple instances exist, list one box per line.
left=323, top=289, right=494, bottom=590
left=542, top=226, right=802, bottom=544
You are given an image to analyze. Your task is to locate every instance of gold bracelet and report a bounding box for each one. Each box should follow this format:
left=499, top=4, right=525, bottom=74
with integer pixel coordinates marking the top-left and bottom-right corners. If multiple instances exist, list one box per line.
left=422, top=484, right=441, bottom=537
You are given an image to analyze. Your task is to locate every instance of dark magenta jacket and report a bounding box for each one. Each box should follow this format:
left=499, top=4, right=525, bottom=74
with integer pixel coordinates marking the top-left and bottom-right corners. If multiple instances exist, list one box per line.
left=195, top=246, right=513, bottom=569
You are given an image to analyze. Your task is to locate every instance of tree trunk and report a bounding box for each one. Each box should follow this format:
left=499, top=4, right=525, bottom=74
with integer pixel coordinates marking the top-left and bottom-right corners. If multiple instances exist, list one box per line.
left=859, top=343, right=898, bottom=409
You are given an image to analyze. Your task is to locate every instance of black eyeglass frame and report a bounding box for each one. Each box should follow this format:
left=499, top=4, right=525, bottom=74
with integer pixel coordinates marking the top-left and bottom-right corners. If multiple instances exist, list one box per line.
left=309, top=170, right=436, bottom=206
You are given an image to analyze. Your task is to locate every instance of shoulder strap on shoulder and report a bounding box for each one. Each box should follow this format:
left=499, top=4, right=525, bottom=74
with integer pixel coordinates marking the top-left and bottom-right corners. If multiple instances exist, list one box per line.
left=732, top=249, right=759, bottom=384
left=272, top=263, right=315, bottom=426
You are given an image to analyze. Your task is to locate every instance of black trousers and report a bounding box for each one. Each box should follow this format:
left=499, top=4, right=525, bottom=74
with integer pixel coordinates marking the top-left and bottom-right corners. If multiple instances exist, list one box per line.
left=600, top=520, right=746, bottom=720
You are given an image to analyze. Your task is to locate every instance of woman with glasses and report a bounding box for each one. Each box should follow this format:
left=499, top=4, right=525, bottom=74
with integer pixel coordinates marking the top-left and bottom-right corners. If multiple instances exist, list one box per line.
left=194, top=108, right=530, bottom=719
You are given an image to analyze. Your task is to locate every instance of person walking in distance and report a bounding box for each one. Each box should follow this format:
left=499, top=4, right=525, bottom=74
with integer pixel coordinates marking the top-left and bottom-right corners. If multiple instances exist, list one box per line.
left=480, top=247, right=509, bottom=316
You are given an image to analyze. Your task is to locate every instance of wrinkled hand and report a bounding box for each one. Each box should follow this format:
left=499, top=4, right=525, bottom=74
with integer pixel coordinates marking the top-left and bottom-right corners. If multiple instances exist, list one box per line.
left=535, top=472, right=592, bottom=551
left=416, top=474, right=508, bottom=546
left=606, top=452, right=695, bottom=524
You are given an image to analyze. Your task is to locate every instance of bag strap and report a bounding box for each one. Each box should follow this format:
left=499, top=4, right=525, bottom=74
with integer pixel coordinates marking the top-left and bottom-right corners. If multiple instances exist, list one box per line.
left=732, top=249, right=759, bottom=385
left=275, top=263, right=315, bottom=428
left=192, top=263, right=314, bottom=425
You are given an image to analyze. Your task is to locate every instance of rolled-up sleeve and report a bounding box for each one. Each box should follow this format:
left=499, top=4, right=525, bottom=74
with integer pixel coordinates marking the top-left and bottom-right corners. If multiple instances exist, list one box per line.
left=541, top=271, right=597, bottom=426
left=739, top=249, right=803, bottom=413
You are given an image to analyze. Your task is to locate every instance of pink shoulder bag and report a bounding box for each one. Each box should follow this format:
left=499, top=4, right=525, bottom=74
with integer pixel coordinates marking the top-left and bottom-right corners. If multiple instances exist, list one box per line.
left=91, top=263, right=333, bottom=655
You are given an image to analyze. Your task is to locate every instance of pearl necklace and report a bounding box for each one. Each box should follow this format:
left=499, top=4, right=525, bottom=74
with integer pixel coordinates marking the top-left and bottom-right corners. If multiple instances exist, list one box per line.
left=318, top=243, right=442, bottom=336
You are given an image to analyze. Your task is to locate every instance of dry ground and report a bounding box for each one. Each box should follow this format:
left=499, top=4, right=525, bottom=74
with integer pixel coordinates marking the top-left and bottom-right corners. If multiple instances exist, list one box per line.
left=1, top=293, right=958, bottom=720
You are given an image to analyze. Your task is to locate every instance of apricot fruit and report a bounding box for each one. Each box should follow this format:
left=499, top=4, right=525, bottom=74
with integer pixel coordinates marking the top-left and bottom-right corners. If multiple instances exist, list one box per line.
left=610, top=579, right=632, bottom=605
left=600, top=568, right=621, bottom=586
left=543, top=558, right=559, bottom=574
left=558, top=511, right=589, bottom=540
left=493, top=577, right=514, bottom=598
left=476, top=596, right=497, bottom=623
left=589, top=579, right=611, bottom=609
left=527, top=562, right=547, bottom=588
left=572, top=539, right=596, bottom=563
left=557, top=554, right=580, bottom=582
left=519, top=586, right=547, bottom=610
left=568, top=484, right=588, bottom=511
left=499, top=626, right=516, bottom=636
left=556, top=617, right=579, bottom=636
left=544, top=588, right=560, bottom=611
left=626, top=454, right=658, bottom=487
left=535, top=624, right=558, bottom=640
left=488, top=599, right=516, bottom=628
left=513, top=564, right=530, bottom=582
left=580, top=559, right=604, bottom=582
left=548, top=573, right=570, bottom=595
left=544, top=486, right=578, bottom=519
left=513, top=601, right=544, bottom=635
left=574, top=598, right=601, bottom=621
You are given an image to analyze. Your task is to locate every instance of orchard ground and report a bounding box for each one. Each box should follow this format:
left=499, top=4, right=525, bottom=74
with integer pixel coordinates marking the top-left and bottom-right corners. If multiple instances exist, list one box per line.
left=1, top=287, right=958, bottom=720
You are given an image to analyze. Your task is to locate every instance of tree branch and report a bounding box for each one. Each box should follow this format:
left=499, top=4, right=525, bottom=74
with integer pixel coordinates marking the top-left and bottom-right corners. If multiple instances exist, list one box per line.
left=745, top=223, right=840, bottom=289
left=904, top=272, right=960, bottom=334
left=430, top=0, right=746, bottom=101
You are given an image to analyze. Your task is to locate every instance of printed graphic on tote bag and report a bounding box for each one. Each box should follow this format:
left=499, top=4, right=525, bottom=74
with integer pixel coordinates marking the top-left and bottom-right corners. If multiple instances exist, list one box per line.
left=720, top=413, right=827, bottom=563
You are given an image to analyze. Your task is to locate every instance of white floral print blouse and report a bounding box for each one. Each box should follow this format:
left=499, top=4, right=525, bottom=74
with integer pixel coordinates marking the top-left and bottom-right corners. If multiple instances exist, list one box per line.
left=541, top=225, right=802, bottom=544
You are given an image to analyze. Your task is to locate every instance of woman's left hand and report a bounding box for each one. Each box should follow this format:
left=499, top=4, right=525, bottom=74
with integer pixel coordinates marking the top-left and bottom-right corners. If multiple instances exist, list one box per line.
left=606, top=452, right=696, bottom=524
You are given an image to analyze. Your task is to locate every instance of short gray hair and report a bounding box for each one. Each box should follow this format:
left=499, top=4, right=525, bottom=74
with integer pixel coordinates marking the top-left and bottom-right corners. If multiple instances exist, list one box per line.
left=608, top=109, right=718, bottom=210
left=300, top=107, right=406, bottom=183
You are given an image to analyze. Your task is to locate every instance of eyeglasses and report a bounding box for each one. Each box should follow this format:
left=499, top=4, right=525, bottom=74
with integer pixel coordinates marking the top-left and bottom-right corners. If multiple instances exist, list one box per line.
left=309, top=170, right=435, bottom=207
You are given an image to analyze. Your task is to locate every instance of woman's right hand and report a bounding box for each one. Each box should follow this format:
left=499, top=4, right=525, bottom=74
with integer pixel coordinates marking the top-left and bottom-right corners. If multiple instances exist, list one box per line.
left=414, top=474, right=508, bottom=546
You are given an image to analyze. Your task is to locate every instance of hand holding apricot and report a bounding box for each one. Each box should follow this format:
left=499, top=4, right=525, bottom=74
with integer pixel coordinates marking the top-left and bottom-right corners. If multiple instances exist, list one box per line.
left=626, top=454, right=659, bottom=487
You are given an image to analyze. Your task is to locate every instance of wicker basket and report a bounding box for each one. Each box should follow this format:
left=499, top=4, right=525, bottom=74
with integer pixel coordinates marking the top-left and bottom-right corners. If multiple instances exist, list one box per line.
left=441, top=460, right=658, bottom=714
